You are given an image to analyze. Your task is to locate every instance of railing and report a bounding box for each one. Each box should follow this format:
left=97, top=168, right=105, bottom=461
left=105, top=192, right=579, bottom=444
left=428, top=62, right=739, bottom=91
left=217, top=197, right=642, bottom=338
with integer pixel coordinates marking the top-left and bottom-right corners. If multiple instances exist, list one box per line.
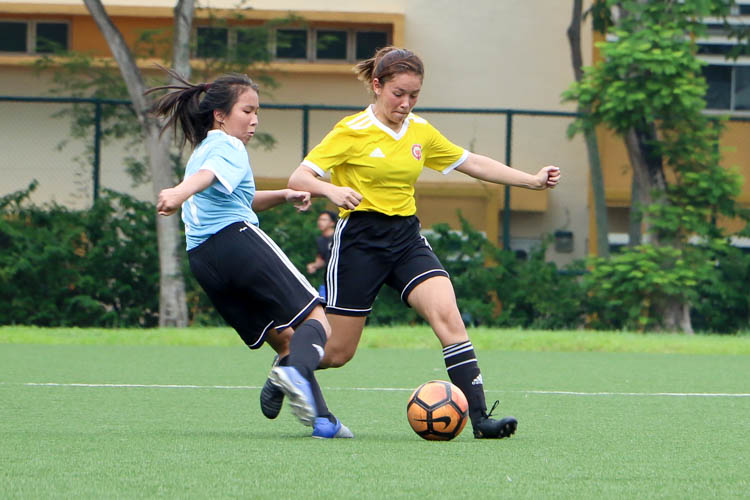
left=0, top=95, right=587, bottom=249
left=4, top=95, right=746, bottom=248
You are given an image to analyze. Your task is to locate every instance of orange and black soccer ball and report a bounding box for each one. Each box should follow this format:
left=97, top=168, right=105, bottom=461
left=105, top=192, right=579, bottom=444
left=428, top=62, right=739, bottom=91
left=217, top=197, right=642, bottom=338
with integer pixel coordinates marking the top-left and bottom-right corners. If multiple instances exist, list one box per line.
left=406, top=380, right=468, bottom=441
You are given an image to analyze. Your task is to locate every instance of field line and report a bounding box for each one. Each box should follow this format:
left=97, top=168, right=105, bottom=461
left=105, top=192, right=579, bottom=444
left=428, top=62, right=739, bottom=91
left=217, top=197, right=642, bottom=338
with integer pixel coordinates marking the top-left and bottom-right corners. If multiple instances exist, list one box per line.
left=5, top=382, right=750, bottom=397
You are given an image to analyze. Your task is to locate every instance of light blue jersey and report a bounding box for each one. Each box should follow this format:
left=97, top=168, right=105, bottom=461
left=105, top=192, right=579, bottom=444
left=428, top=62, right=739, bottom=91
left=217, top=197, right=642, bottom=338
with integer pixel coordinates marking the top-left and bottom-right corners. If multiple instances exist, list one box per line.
left=181, top=130, right=259, bottom=250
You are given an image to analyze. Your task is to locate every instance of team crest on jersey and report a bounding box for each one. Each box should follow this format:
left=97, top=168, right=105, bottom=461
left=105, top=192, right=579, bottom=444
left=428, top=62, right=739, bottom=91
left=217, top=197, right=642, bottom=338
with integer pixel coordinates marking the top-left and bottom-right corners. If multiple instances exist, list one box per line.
left=411, top=144, right=422, bottom=160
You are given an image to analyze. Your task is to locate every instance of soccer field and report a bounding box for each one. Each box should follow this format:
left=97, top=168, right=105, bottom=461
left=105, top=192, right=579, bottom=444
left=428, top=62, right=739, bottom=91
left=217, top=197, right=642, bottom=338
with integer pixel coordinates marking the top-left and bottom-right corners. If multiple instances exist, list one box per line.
left=1, top=341, right=748, bottom=499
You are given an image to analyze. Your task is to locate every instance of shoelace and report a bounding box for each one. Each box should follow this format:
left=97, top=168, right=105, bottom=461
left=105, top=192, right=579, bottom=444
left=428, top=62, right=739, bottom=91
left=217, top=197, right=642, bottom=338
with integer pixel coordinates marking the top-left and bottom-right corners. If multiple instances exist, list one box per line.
left=486, top=400, right=500, bottom=418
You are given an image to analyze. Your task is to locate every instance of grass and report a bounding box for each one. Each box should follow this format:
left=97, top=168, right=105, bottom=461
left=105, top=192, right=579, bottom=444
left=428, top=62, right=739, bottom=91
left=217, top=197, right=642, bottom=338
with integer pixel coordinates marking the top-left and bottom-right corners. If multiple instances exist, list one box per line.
left=1, top=327, right=749, bottom=499
left=2, top=325, right=750, bottom=354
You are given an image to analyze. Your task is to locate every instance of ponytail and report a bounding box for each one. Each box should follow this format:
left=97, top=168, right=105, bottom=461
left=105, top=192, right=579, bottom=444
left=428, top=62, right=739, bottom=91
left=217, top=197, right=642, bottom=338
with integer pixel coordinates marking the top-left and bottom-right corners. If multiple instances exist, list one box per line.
left=146, top=66, right=259, bottom=148
left=354, top=46, right=424, bottom=93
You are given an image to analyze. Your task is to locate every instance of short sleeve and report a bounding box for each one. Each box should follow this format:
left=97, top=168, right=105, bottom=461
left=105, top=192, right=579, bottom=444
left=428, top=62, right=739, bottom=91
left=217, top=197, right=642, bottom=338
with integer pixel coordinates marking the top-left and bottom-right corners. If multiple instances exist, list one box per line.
left=301, top=122, right=353, bottom=176
left=200, top=140, right=249, bottom=193
left=422, top=122, right=468, bottom=175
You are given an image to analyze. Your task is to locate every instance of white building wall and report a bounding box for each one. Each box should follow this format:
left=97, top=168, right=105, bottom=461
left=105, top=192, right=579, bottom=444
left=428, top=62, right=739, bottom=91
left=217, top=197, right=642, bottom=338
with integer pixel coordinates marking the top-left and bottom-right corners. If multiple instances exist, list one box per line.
left=0, top=0, right=593, bottom=263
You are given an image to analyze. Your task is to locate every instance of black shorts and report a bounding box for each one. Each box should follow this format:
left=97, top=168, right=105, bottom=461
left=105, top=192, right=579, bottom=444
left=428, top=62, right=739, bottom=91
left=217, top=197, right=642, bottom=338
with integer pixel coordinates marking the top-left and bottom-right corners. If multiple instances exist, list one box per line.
left=326, top=212, right=448, bottom=316
left=188, top=221, right=323, bottom=348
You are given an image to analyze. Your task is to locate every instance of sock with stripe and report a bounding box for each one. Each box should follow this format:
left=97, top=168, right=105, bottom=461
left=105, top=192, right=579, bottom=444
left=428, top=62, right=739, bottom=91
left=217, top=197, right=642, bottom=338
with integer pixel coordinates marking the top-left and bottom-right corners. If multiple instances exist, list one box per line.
left=288, top=319, right=327, bottom=379
left=443, top=340, right=487, bottom=425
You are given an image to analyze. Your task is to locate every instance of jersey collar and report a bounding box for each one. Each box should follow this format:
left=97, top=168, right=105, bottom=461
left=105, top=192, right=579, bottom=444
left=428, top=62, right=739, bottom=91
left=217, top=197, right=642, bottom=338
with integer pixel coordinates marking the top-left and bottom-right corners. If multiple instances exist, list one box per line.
left=367, top=104, right=412, bottom=140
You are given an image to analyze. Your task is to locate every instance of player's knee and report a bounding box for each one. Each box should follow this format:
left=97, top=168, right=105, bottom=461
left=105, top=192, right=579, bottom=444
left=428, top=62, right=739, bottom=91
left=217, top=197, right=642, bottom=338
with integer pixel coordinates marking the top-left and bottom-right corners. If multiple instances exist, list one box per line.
left=320, top=346, right=354, bottom=368
left=426, top=304, right=463, bottom=331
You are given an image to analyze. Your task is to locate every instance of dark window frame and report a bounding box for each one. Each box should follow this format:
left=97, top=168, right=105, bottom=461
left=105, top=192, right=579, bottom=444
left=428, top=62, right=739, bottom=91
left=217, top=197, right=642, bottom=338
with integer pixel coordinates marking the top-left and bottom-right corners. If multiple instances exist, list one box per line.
left=0, top=19, right=69, bottom=54
left=703, top=63, right=750, bottom=111
left=191, top=24, right=390, bottom=64
left=274, top=26, right=390, bottom=63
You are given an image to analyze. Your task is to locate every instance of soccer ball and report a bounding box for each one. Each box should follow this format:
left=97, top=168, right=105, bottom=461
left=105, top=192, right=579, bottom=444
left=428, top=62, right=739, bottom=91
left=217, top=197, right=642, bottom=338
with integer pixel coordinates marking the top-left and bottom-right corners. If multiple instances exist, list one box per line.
left=406, top=380, right=468, bottom=441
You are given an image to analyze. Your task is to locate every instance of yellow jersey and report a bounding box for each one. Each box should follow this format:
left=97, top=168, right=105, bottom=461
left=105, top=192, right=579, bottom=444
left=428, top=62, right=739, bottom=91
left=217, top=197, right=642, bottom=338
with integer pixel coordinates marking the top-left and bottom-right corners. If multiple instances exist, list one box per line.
left=302, top=105, right=468, bottom=217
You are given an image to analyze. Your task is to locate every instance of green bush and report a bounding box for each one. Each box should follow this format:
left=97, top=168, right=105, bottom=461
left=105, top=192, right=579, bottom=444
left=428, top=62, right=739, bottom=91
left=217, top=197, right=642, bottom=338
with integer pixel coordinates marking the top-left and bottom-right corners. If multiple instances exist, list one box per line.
left=690, top=245, right=750, bottom=334
left=582, top=242, right=750, bottom=333
left=3, top=186, right=745, bottom=333
left=425, top=216, right=586, bottom=329
left=0, top=184, right=159, bottom=327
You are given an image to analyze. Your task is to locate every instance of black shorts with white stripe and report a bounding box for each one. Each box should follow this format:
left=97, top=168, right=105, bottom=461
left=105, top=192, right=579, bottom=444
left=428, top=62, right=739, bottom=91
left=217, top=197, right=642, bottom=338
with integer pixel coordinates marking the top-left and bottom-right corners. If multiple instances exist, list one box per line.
left=188, top=221, right=323, bottom=348
left=326, top=212, right=448, bottom=316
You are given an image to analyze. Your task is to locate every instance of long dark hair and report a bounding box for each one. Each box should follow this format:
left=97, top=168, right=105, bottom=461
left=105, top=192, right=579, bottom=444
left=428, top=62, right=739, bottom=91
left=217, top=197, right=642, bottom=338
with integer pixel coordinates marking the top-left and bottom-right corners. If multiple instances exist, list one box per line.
left=146, top=67, right=259, bottom=148
left=354, top=46, right=424, bottom=93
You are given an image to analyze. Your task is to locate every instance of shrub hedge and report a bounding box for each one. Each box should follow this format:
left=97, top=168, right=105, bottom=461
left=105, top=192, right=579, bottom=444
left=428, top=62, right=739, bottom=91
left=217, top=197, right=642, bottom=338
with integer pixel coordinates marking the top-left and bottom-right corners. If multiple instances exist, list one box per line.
left=1, top=184, right=748, bottom=333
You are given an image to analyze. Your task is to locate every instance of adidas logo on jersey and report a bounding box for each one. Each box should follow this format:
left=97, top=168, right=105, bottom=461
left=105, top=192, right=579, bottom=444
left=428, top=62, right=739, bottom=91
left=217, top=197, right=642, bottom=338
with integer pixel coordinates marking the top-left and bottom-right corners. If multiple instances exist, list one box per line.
left=369, top=147, right=385, bottom=158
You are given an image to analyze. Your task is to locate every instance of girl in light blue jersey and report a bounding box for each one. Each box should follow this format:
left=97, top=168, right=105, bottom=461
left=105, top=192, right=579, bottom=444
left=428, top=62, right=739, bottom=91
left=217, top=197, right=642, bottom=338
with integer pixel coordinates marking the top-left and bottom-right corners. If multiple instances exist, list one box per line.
left=148, top=69, right=352, bottom=439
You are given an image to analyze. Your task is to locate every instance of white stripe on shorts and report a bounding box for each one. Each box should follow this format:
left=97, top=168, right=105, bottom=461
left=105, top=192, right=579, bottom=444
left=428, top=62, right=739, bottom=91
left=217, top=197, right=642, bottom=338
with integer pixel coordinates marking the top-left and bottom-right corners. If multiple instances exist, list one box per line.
left=326, top=216, right=349, bottom=308
left=243, top=222, right=318, bottom=297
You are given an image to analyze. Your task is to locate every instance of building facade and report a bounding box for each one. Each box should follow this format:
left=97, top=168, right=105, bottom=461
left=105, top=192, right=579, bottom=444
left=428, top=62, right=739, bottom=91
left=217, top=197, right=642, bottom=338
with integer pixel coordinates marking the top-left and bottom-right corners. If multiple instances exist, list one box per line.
left=1, top=0, right=747, bottom=263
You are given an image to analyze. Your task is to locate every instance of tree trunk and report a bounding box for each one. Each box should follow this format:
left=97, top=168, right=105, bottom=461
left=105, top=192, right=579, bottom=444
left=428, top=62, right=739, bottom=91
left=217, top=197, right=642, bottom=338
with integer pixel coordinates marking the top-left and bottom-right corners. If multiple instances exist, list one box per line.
left=624, top=126, right=667, bottom=245
left=567, top=0, right=610, bottom=258
left=83, top=0, right=191, bottom=326
left=664, top=300, right=694, bottom=334
left=624, top=126, right=693, bottom=332
left=628, top=172, right=642, bottom=246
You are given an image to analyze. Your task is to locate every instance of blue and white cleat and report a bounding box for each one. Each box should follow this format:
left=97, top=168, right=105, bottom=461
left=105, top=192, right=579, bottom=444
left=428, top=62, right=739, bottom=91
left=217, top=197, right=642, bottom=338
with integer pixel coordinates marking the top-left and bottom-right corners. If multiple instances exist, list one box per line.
left=268, top=366, right=317, bottom=427
left=312, top=417, right=354, bottom=439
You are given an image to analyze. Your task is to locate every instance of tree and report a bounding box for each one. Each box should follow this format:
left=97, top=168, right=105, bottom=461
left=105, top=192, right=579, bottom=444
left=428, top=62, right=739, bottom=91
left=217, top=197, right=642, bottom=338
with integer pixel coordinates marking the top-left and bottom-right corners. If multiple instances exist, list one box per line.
left=35, top=2, right=295, bottom=326
left=564, top=0, right=747, bottom=332
left=82, top=0, right=193, bottom=326
left=566, top=0, right=610, bottom=258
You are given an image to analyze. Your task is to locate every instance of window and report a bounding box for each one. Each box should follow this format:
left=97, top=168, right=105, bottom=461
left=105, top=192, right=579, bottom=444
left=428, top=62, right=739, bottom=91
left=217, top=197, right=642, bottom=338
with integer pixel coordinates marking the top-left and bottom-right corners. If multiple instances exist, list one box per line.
left=36, top=22, right=68, bottom=53
left=196, top=26, right=228, bottom=58
left=275, top=27, right=389, bottom=63
left=315, top=30, right=347, bottom=60
left=735, top=66, right=750, bottom=110
left=236, top=27, right=268, bottom=61
left=194, top=25, right=271, bottom=61
left=356, top=31, right=387, bottom=60
left=0, top=22, right=27, bottom=52
left=0, top=20, right=68, bottom=54
left=192, top=24, right=390, bottom=64
left=276, top=29, right=307, bottom=59
left=699, top=3, right=750, bottom=112
left=703, top=65, right=732, bottom=110
left=702, top=64, right=750, bottom=112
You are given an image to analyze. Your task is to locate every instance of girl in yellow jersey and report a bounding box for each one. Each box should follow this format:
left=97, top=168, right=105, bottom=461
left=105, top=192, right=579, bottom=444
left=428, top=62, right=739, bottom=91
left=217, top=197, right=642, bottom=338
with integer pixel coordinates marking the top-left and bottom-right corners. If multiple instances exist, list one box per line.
left=286, top=47, right=560, bottom=439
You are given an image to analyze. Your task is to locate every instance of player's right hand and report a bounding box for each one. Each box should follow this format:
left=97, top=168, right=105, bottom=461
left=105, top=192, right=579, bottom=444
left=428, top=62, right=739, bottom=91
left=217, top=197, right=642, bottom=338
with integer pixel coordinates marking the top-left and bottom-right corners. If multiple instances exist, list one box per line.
left=329, top=186, right=363, bottom=210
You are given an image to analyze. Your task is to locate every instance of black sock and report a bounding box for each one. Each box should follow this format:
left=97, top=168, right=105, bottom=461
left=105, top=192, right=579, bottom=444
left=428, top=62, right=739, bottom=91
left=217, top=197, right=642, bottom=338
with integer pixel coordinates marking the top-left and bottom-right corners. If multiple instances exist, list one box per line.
left=443, top=340, right=487, bottom=425
left=275, top=354, right=332, bottom=420
left=287, top=319, right=332, bottom=420
left=309, top=375, right=334, bottom=422
left=288, top=319, right=327, bottom=379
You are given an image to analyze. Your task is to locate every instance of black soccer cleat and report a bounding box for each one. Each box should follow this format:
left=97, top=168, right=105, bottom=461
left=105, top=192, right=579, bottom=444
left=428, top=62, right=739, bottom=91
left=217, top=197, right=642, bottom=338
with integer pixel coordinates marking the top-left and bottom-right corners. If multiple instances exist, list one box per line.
left=472, top=401, right=518, bottom=439
left=259, top=355, right=284, bottom=419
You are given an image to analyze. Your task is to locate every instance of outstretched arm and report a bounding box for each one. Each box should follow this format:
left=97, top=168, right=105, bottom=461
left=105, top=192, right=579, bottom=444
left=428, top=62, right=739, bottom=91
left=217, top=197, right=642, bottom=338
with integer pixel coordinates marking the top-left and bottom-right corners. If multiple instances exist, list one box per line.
left=252, top=189, right=311, bottom=212
left=157, top=169, right=216, bottom=216
left=288, top=165, right=363, bottom=210
left=456, top=153, right=560, bottom=190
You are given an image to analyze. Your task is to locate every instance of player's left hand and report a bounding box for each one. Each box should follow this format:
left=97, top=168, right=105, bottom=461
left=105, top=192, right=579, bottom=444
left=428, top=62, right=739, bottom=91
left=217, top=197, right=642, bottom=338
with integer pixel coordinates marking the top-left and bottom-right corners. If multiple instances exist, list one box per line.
left=286, top=189, right=312, bottom=211
left=536, top=166, right=561, bottom=189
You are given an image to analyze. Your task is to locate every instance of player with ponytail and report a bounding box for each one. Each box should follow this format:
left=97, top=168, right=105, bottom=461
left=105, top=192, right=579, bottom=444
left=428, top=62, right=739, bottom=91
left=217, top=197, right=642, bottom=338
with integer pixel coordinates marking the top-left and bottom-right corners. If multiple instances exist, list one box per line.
left=149, top=68, right=352, bottom=439
left=282, top=46, right=561, bottom=439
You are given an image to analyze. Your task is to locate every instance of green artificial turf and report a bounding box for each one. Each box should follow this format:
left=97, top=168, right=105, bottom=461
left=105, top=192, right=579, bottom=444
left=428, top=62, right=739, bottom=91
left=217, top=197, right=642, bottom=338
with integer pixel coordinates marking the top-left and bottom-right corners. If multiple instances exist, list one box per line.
left=1, top=331, right=748, bottom=499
